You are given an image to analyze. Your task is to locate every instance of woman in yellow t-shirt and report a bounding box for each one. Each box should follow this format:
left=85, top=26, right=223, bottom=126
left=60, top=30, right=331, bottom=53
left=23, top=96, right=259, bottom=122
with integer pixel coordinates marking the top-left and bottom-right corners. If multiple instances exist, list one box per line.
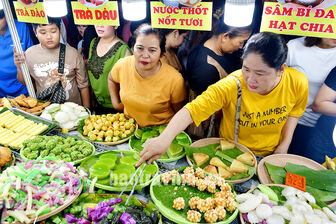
left=108, top=24, right=186, bottom=127
left=137, top=32, right=309, bottom=165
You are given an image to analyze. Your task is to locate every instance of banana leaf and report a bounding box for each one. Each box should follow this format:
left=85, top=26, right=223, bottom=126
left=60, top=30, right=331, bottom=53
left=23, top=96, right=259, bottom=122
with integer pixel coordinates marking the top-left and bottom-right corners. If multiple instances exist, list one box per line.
left=151, top=173, right=237, bottom=224
left=306, top=186, right=336, bottom=202
left=185, top=144, right=255, bottom=180
left=215, top=150, right=256, bottom=179
left=285, top=162, right=336, bottom=192
left=264, top=162, right=336, bottom=202
left=264, top=162, right=287, bottom=184
left=220, top=147, right=244, bottom=159
left=185, top=143, right=220, bottom=168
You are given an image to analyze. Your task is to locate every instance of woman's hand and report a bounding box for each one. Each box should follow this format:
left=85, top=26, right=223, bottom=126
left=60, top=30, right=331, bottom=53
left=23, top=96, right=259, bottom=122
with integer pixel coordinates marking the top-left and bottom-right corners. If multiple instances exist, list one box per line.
left=13, top=47, right=25, bottom=69
left=136, top=108, right=194, bottom=166
left=136, top=135, right=171, bottom=166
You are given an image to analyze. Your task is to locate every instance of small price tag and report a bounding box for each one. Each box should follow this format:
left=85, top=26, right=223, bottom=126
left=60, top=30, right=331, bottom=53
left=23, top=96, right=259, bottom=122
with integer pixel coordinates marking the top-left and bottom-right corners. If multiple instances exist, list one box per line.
left=285, top=172, right=306, bottom=192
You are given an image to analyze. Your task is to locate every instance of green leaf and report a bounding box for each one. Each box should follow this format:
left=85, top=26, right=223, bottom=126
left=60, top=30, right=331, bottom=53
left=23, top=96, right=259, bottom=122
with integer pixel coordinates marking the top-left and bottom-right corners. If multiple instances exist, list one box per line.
left=215, top=150, right=234, bottom=163
left=220, top=147, right=244, bottom=159
left=141, top=131, right=153, bottom=143
left=306, top=186, right=336, bottom=202
left=258, top=184, right=278, bottom=202
left=77, top=119, right=85, bottom=134
left=285, top=162, right=336, bottom=192
left=264, top=162, right=286, bottom=184
left=226, top=173, right=249, bottom=180
left=269, top=186, right=287, bottom=204
left=185, top=143, right=219, bottom=168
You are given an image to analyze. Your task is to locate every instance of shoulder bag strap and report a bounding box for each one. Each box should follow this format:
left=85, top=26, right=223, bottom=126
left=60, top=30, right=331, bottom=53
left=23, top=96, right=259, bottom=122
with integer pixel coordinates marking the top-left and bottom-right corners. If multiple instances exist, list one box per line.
left=231, top=76, right=242, bottom=143
left=49, top=43, right=66, bottom=100
left=58, top=43, right=66, bottom=74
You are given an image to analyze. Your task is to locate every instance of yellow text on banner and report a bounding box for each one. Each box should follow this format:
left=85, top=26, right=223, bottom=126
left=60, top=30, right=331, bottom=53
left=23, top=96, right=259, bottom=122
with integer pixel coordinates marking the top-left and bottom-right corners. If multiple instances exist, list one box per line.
left=13, top=2, right=48, bottom=24
left=71, top=1, right=119, bottom=26
left=260, top=2, right=336, bottom=38
left=151, top=2, right=212, bottom=31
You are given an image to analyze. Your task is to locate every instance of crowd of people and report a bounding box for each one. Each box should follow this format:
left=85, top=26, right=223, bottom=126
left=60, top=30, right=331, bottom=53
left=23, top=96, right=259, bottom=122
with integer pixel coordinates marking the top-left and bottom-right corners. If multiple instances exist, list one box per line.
left=1, top=2, right=336, bottom=165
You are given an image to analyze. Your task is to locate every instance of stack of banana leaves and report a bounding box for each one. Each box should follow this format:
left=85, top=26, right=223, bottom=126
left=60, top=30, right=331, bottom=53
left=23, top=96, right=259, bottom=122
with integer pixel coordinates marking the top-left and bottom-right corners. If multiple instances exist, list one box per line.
left=265, top=162, right=336, bottom=203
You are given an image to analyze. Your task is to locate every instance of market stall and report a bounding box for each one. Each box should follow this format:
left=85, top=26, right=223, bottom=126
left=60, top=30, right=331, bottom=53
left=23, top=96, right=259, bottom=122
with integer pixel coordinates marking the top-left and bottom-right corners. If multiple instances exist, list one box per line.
left=1, top=0, right=336, bottom=223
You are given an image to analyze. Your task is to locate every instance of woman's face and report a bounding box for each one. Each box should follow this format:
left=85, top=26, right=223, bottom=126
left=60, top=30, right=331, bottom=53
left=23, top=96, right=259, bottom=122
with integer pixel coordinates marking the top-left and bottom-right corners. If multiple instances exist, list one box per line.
left=94, top=25, right=116, bottom=38
left=242, top=53, right=283, bottom=95
left=77, top=25, right=88, bottom=37
left=167, top=31, right=189, bottom=48
left=133, top=33, right=161, bottom=72
left=221, top=32, right=251, bottom=54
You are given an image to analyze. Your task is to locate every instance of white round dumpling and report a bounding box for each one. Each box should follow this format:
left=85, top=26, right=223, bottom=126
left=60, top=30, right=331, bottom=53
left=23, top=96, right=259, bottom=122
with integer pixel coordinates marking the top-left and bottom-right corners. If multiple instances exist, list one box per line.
left=60, top=104, right=74, bottom=114
left=54, top=111, right=70, bottom=124
left=76, top=105, right=86, bottom=112
left=256, top=204, right=272, bottom=219
left=72, top=109, right=81, bottom=116
left=247, top=211, right=262, bottom=224
left=60, top=121, right=75, bottom=129
left=266, top=214, right=285, bottom=224
left=69, top=112, right=78, bottom=121
left=40, top=113, right=52, bottom=121
left=45, top=103, right=60, bottom=111
left=79, top=111, right=89, bottom=118
left=64, top=102, right=78, bottom=108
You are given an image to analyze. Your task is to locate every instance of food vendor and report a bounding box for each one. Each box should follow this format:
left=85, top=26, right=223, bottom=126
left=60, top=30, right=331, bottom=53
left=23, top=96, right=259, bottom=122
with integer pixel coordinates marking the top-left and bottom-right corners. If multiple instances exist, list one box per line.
left=86, top=25, right=132, bottom=114
left=185, top=16, right=252, bottom=138
left=108, top=24, right=186, bottom=127
left=137, top=32, right=309, bottom=165
left=14, top=18, right=90, bottom=108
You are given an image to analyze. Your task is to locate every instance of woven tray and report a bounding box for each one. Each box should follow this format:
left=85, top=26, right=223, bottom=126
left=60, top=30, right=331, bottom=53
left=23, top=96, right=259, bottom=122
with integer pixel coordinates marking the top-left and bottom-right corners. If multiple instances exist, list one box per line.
left=258, top=154, right=336, bottom=207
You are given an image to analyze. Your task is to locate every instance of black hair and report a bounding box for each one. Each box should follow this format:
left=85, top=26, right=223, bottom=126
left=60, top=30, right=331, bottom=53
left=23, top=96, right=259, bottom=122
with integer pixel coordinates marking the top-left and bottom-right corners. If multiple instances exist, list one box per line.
left=0, top=10, right=4, bottom=19
left=159, top=28, right=189, bottom=37
left=304, top=37, right=322, bottom=47
left=213, top=15, right=252, bottom=39
left=132, top=24, right=166, bottom=56
left=242, top=32, right=287, bottom=71
left=32, top=17, right=61, bottom=30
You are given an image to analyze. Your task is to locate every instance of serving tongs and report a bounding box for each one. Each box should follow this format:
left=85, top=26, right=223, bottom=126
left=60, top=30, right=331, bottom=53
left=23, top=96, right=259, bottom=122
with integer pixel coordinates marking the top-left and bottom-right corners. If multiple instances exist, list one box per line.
left=118, top=163, right=147, bottom=206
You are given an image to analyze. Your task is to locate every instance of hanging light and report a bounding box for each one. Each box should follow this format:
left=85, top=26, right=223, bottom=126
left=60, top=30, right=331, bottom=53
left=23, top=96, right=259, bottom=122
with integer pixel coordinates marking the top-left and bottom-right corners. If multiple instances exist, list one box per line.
left=162, top=0, right=179, bottom=8
left=44, top=0, right=68, bottom=18
left=224, top=0, right=255, bottom=27
left=122, top=0, right=146, bottom=21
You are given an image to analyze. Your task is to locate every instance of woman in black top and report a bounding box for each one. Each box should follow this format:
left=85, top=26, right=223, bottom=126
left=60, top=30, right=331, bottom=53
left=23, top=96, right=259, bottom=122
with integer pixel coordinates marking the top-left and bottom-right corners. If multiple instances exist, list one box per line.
left=186, top=19, right=252, bottom=95
left=185, top=18, right=252, bottom=138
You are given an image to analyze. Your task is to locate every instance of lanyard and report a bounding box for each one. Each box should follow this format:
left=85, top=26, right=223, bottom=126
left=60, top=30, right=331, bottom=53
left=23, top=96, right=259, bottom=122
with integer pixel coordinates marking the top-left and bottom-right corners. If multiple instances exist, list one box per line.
left=232, top=76, right=242, bottom=143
